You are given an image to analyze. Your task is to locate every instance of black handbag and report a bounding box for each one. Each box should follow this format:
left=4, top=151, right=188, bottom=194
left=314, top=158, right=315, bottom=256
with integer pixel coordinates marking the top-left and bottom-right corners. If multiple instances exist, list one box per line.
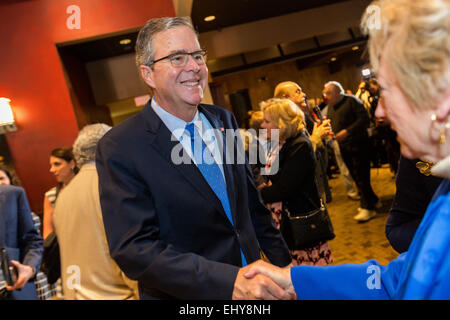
left=40, top=232, right=61, bottom=284
left=280, top=197, right=335, bottom=250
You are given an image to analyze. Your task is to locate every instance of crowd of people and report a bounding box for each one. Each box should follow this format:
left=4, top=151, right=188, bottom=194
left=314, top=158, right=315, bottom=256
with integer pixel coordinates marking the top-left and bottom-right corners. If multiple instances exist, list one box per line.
left=1, top=0, right=449, bottom=300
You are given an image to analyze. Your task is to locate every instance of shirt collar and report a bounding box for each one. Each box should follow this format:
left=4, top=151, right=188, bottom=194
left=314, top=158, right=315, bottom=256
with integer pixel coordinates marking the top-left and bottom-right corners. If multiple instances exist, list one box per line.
left=151, top=98, right=202, bottom=140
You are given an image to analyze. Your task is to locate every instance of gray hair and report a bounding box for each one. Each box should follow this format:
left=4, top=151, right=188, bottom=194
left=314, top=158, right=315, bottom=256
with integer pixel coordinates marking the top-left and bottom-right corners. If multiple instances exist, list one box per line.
left=135, top=16, right=196, bottom=68
left=73, top=123, right=111, bottom=167
left=324, top=81, right=345, bottom=95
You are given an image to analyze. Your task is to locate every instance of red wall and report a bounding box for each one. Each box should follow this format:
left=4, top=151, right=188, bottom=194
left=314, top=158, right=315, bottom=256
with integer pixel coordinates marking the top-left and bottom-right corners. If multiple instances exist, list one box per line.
left=0, top=0, right=175, bottom=212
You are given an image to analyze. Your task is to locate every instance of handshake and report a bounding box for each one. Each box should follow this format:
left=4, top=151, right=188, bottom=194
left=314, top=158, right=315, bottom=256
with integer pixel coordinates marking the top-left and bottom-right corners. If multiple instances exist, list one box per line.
left=232, top=260, right=297, bottom=300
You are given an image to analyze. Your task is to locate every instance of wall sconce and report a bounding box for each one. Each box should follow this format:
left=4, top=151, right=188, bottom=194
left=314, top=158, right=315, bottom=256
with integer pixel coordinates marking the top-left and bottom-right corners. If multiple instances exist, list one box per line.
left=0, top=98, right=17, bottom=134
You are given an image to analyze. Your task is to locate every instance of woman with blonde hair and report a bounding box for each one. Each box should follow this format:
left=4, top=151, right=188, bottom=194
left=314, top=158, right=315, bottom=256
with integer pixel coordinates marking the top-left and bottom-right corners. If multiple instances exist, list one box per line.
left=244, top=0, right=450, bottom=299
left=259, top=98, right=334, bottom=266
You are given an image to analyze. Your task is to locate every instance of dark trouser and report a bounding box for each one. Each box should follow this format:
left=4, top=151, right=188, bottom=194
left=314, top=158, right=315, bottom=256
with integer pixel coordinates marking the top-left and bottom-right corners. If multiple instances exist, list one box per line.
left=340, top=142, right=379, bottom=210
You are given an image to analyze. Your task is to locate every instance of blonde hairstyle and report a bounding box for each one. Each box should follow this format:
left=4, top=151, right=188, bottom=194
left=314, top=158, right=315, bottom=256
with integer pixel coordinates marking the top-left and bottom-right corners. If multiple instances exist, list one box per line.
left=361, top=0, right=450, bottom=109
left=259, top=98, right=305, bottom=141
left=248, top=111, right=264, bottom=131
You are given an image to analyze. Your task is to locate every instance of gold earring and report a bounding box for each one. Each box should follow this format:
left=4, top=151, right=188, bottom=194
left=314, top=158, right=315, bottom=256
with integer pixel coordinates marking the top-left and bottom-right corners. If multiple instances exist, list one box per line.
left=431, top=113, right=449, bottom=145
left=440, top=117, right=450, bottom=145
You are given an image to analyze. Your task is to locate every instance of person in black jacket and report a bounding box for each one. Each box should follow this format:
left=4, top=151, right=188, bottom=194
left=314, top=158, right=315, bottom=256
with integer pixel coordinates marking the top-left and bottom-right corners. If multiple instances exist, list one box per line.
left=259, top=98, right=334, bottom=266
left=386, top=156, right=442, bottom=253
left=323, top=81, right=380, bottom=222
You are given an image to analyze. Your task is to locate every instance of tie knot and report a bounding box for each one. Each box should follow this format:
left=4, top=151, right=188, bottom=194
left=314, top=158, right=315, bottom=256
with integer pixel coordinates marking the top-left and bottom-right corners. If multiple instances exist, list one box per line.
left=185, top=123, right=195, bottom=138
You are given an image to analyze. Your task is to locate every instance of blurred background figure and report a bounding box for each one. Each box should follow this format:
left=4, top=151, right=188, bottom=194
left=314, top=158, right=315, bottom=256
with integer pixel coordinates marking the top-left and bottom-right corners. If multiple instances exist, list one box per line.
left=43, top=147, right=77, bottom=239
left=323, top=81, right=380, bottom=222
left=0, top=166, right=55, bottom=300
left=53, top=123, right=139, bottom=300
left=356, top=79, right=401, bottom=173
left=241, top=110, right=269, bottom=188
left=259, top=98, right=334, bottom=266
left=0, top=166, right=20, bottom=186
left=386, top=156, right=442, bottom=253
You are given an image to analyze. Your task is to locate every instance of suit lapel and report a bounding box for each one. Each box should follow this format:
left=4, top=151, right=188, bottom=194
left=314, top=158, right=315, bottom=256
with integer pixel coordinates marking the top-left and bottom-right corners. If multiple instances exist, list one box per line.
left=142, top=103, right=229, bottom=221
left=198, top=105, right=238, bottom=225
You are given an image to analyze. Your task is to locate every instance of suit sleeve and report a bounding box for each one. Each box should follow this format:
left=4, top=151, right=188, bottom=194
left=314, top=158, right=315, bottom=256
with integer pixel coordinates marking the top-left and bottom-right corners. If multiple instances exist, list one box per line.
left=291, top=253, right=407, bottom=299
left=17, top=188, right=43, bottom=274
left=228, top=115, right=291, bottom=267
left=96, top=135, right=239, bottom=299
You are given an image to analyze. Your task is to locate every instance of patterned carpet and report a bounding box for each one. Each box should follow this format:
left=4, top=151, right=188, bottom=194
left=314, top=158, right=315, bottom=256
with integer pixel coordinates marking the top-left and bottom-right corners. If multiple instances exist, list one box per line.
left=326, top=164, right=400, bottom=266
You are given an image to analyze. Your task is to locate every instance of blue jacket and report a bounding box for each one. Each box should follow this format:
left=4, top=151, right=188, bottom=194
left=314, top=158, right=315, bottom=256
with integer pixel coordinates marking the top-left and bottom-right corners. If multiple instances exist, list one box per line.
left=291, top=179, right=450, bottom=299
left=0, top=185, right=43, bottom=300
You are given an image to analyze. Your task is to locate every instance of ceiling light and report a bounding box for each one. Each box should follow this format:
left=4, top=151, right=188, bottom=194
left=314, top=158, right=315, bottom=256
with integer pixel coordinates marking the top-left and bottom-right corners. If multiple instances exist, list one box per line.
left=352, top=46, right=359, bottom=51
left=330, top=57, right=337, bottom=62
left=204, top=15, right=216, bottom=22
left=119, top=39, right=132, bottom=45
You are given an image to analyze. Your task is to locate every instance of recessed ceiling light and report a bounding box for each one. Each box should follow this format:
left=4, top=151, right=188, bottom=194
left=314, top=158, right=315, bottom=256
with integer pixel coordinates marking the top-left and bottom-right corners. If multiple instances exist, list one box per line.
left=330, top=57, right=337, bottom=62
left=352, top=46, right=359, bottom=51
left=204, top=15, right=216, bottom=22
left=119, top=39, right=132, bottom=45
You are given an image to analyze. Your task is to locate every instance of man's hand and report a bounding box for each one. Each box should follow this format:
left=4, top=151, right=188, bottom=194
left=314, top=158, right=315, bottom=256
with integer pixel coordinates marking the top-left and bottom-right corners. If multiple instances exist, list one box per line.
left=5, top=260, right=34, bottom=291
left=334, top=129, right=349, bottom=142
left=241, top=260, right=297, bottom=300
left=232, top=260, right=295, bottom=300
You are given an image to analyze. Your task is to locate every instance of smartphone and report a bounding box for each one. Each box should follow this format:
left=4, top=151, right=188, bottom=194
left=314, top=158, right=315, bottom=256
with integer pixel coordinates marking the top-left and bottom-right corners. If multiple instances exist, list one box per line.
left=0, top=248, right=18, bottom=286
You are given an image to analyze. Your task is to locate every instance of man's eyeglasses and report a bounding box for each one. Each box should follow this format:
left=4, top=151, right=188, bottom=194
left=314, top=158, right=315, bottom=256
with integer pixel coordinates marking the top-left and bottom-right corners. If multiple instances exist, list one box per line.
left=148, top=50, right=207, bottom=67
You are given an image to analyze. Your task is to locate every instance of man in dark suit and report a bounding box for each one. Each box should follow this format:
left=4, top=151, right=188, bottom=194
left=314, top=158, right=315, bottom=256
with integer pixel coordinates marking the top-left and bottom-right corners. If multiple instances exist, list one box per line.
left=95, top=17, right=292, bottom=300
left=0, top=185, right=43, bottom=300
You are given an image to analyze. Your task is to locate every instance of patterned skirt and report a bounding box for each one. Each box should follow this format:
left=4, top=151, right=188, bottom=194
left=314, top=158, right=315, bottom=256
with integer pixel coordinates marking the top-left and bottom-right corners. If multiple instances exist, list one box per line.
left=267, top=202, right=333, bottom=266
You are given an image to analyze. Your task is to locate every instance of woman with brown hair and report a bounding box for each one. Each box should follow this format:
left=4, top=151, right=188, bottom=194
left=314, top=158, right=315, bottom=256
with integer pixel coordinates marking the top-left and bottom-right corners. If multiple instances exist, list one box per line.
left=42, top=147, right=77, bottom=239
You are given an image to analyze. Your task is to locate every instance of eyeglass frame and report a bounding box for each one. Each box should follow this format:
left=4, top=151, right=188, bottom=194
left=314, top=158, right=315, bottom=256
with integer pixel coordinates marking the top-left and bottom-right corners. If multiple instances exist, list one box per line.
left=147, top=50, right=208, bottom=67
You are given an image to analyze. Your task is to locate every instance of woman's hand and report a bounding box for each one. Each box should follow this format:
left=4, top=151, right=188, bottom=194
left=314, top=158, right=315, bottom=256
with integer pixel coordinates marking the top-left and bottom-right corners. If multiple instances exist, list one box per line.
left=312, top=119, right=332, bottom=140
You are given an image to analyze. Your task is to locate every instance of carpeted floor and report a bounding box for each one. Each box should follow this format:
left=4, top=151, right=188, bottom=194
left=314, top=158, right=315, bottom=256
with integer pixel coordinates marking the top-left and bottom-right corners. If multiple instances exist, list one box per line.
left=326, top=164, right=400, bottom=266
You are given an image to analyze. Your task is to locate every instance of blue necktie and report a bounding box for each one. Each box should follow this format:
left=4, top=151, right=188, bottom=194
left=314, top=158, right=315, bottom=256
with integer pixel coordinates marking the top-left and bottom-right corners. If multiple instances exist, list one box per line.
left=185, top=123, right=247, bottom=266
